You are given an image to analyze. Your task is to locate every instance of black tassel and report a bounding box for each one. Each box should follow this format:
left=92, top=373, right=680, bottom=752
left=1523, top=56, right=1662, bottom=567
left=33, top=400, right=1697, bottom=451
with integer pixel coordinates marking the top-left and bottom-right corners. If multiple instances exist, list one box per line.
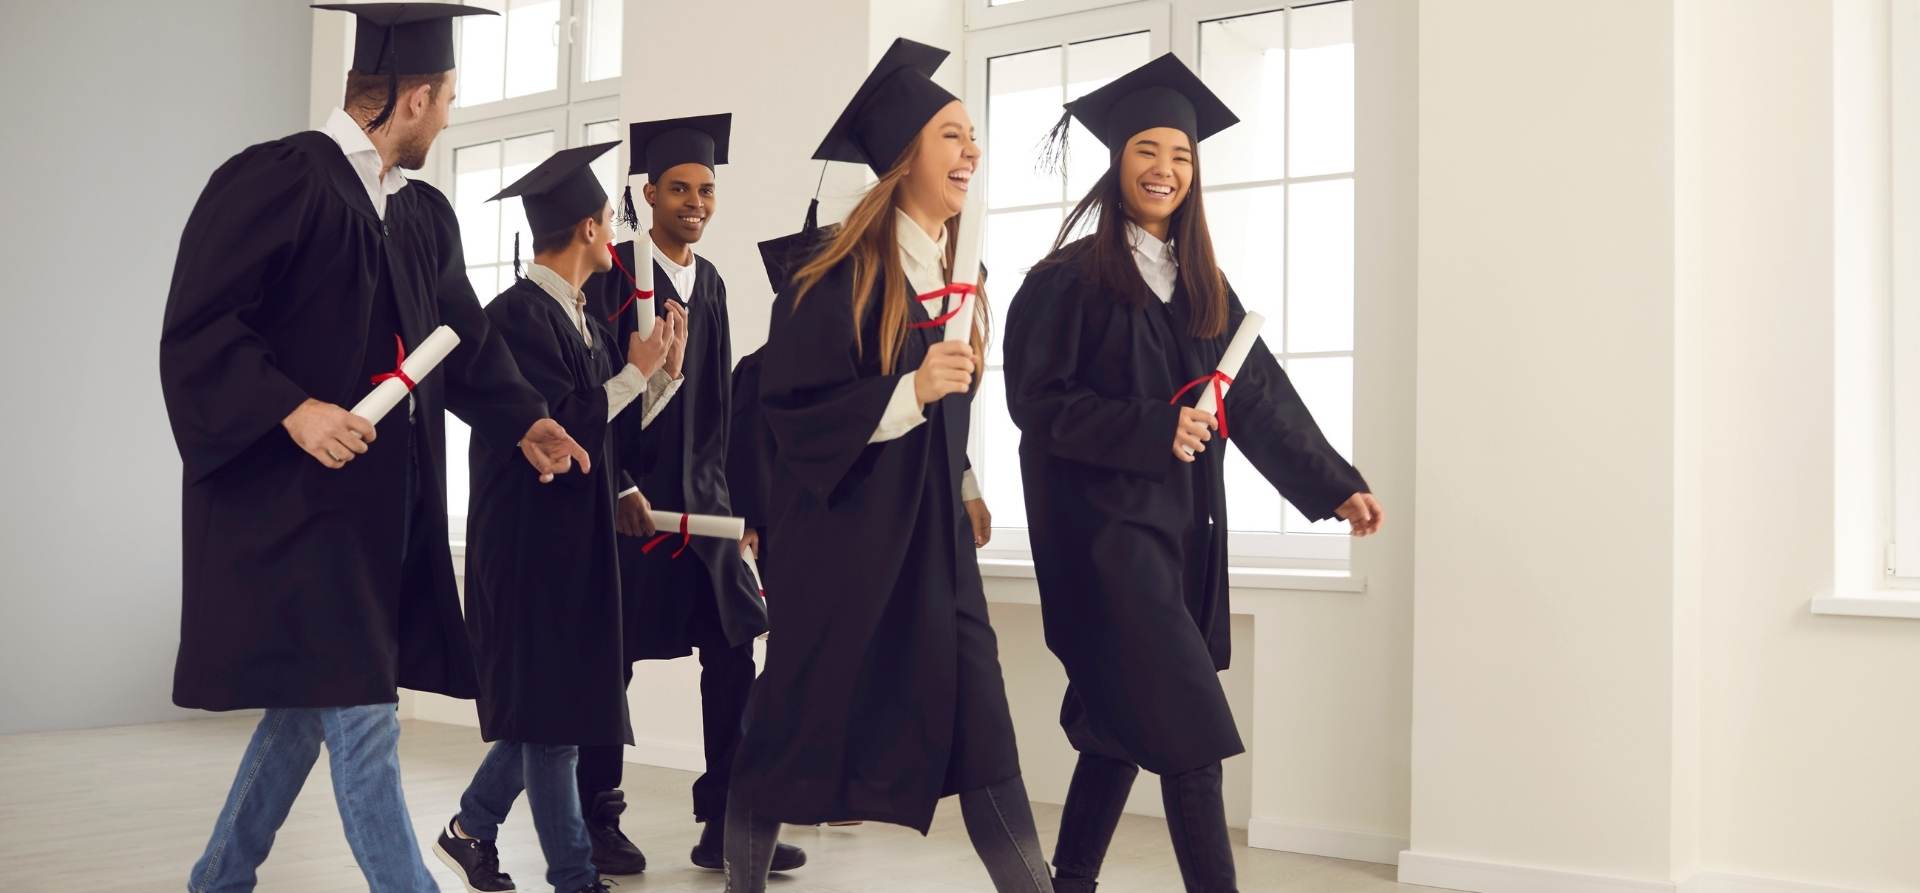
left=803, top=197, right=819, bottom=236
left=512, top=232, right=523, bottom=279
left=1035, top=109, right=1073, bottom=175
left=365, top=24, right=399, bottom=132
left=619, top=185, right=640, bottom=232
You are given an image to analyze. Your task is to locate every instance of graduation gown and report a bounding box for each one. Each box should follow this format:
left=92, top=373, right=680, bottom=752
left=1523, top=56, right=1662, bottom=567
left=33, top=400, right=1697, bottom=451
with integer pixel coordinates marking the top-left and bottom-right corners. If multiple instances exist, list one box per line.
left=732, top=257, right=1022, bottom=833
left=159, top=131, right=547, bottom=711
left=725, top=348, right=774, bottom=537
left=1002, top=246, right=1369, bottom=775
left=463, top=278, right=633, bottom=746
left=585, top=241, right=767, bottom=659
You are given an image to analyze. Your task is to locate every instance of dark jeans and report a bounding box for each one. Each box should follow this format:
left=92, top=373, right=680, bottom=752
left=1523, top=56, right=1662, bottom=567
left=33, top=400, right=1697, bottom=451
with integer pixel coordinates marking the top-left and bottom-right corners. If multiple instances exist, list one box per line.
left=1053, top=753, right=1236, bottom=893
left=577, top=597, right=755, bottom=824
left=723, top=776, right=1053, bottom=893
left=456, top=741, right=596, bottom=891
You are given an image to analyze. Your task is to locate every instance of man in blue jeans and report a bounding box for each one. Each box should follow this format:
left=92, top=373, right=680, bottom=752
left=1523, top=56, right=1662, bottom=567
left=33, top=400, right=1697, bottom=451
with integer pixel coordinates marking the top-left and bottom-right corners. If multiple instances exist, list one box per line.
left=159, top=5, right=589, bottom=890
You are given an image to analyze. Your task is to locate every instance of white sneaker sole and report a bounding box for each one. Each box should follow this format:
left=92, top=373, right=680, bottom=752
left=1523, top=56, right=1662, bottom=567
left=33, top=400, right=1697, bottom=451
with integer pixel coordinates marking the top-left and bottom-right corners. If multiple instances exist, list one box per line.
left=434, top=840, right=517, bottom=893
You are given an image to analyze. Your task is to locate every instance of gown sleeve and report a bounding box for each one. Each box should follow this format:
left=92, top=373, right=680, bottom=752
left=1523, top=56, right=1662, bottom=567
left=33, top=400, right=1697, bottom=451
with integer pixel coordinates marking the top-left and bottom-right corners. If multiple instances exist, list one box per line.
left=759, top=270, right=906, bottom=499
left=727, top=350, right=773, bottom=529
left=1220, top=289, right=1369, bottom=520
left=414, top=183, right=550, bottom=450
left=1003, top=263, right=1184, bottom=478
left=158, top=142, right=319, bottom=482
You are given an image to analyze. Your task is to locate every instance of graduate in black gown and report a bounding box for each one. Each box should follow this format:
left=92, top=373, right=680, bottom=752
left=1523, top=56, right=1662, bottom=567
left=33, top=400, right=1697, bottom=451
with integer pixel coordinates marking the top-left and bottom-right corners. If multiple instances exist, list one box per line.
left=1002, top=55, right=1385, bottom=893
left=575, top=114, right=797, bottom=875
left=724, top=38, right=1053, bottom=893
left=432, top=142, right=675, bottom=893
left=158, top=5, right=589, bottom=890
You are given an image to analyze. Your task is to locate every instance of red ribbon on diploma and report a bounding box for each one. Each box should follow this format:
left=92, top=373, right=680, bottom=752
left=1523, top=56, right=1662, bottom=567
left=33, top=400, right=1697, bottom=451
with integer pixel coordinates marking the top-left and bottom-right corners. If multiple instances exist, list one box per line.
left=605, top=243, right=656, bottom=322
left=642, top=513, right=691, bottom=559
left=1169, top=371, right=1234, bottom=440
left=369, top=334, right=416, bottom=390
left=909, top=282, right=976, bottom=330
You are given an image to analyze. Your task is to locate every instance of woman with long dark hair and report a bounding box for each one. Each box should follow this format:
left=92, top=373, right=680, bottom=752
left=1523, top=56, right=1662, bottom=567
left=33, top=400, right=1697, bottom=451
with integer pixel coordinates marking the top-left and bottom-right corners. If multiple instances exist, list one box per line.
left=723, top=38, right=1053, bottom=893
left=1004, top=55, right=1385, bottom=893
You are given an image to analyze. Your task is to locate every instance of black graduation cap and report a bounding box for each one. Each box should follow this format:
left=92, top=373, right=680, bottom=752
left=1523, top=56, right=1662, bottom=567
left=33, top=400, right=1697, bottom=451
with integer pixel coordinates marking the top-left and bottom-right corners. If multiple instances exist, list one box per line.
left=1039, top=53, right=1239, bottom=171
left=489, top=141, right=620, bottom=273
left=813, top=37, right=959, bottom=176
left=756, top=227, right=833, bottom=296
left=314, top=3, right=497, bottom=130
left=618, top=113, right=732, bottom=229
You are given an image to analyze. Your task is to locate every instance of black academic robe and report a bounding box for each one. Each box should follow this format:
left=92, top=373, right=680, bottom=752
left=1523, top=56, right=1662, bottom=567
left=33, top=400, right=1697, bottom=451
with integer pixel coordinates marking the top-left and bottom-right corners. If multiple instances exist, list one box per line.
left=159, top=131, right=547, bottom=711
left=585, top=241, right=766, bottom=659
left=1002, top=245, right=1369, bottom=776
left=725, top=348, right=774, bottom=537
left=464, top=278, right=632, bottom=746
left=731, top=257, right=1022, bottom=833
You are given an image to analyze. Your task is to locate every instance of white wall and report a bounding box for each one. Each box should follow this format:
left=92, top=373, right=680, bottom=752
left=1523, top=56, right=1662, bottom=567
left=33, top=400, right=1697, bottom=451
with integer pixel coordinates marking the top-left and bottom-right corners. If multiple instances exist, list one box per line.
left=0, top=0, right=311, bottom=734
left=1406, top=0, right=1682, bottom=884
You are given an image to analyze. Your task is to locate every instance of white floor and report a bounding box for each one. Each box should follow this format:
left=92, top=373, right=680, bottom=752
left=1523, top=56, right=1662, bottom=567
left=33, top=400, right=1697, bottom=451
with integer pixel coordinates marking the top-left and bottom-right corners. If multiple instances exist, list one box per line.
left=0, top=715, right=1419, bottom=892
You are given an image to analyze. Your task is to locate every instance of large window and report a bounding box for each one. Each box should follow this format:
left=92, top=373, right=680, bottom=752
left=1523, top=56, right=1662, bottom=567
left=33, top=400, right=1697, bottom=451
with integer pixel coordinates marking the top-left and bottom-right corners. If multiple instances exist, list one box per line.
left=966, top=0, right=1357, bottom=567
left=418, top=0, right=622, bottom=527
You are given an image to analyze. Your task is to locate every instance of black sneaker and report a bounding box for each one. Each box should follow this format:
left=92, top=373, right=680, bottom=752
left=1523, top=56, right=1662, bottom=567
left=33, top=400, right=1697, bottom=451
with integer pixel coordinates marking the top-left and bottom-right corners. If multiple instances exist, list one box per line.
left=564, top=881, right=615, bottom=893
left=585, top=791, right=647, bottom=875
left=689, top=820, right=807, bottom=873
left=433, top=817, right=516, bottom=893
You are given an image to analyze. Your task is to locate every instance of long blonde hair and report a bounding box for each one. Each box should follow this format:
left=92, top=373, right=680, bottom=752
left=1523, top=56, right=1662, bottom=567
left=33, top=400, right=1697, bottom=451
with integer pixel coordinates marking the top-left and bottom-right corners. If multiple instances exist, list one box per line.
left=790, top=140, right=989, bottom=377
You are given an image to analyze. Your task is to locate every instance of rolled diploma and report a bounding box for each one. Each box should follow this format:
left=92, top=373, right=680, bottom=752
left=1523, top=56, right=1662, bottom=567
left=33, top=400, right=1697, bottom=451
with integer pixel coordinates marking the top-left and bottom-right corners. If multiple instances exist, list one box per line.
left=944, top=166, right=987, bottom=343
left=647, top=510, right=745, bottom=541
left=743, top=552, right=765, bottom=597
left=1191, top=311, right=1265, bottom=418
left=349, top=325, right=461, bottom=425
left=631, top=233, right=656, bottom=340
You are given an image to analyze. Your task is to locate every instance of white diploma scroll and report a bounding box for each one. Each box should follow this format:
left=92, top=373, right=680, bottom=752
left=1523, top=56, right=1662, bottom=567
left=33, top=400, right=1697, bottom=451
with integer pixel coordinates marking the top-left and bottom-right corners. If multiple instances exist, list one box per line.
left=630, top=234, right=657, bottom=340
left=944, top=166, right=987, bottom=344
left=647, top=511, right=746, bottom=541
left=349, top=325, right=460, bottom=426
left=743, top=552, right=765, bottom=598
left=1191, top=311, right=1265, bottom=418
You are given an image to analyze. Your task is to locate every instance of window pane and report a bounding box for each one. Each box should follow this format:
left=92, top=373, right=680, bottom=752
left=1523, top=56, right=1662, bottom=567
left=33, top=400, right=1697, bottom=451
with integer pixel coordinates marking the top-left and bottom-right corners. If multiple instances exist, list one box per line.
left=453, top=141, right=503, bottom=265
left=1066, top=32, right=1153, bottom=198
left=984, top=206, right=1064, bottom=358
left=581, top=0, right=622, bottom=82
left=505, top=0, right=561, bottom=99
left=977, top=370, right=1028, bottom=530
left=1224, top=450, right=1284, bottom=533
left=1280, top=356, right=1354, bottom=534
left=1289, top=1, right=1355, bottom=177
left=584, top=119, right=623, bottom=205
left=447, top=417, right=472, bottom=520
left=987, top=46, right=1062, bottom=210
left=1202, top=185, right=1285, bottom=345
left=1199, top=10, right=1287, bottom=185
left=499, top=131, right=555, bottom=262
left=1286, top=178, right=1354, bottom=353
left=456, top=4, right=506, bottom=107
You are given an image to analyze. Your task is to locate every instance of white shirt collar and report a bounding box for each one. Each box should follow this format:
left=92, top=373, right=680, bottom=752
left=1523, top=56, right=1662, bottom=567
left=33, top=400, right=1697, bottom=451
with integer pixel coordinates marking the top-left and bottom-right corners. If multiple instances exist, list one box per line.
left=320, top=108, right=408, bottom=217
left=894, top=208, right=949, bottom=297
left=652, top=236, right=698, bottom=302
left=1126, top=220, right=1178, bottom=303
left=525, top=263, right=591, bottom=343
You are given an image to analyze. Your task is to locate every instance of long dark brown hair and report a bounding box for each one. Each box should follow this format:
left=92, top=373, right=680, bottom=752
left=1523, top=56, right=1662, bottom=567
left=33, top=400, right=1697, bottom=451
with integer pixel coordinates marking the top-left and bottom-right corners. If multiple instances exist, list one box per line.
left=790, top=138, right=990, bottom=376
left=1036, top=145, right=1228, bottom=338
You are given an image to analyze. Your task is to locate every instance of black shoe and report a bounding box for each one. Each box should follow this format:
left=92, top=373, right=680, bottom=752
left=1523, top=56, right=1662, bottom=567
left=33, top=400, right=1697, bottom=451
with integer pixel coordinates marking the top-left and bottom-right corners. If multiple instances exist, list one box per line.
left=689, top=821, right=808, bottom=873
left=585, top=790, right=648, bottom=875
left=433, top=817, right=516, bottom=893
left=564, top=881, right=614, bottom=893
left=1052, top=877, right=1098, bottom=893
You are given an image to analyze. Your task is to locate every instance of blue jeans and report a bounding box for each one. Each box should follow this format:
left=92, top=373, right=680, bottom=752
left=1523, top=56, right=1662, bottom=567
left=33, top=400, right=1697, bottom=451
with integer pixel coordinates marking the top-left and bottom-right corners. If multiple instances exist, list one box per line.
left=188, top=704, right=435, bottom=892
left=457, top=740, right=596, bottom=891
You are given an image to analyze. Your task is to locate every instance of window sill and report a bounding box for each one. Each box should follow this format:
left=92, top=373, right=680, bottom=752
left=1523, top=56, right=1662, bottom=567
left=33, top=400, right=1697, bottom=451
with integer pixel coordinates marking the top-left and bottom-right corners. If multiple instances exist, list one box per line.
left=1810, top=590, right=1920, bottom=620
left=978, top=557, right=1365, bottom=593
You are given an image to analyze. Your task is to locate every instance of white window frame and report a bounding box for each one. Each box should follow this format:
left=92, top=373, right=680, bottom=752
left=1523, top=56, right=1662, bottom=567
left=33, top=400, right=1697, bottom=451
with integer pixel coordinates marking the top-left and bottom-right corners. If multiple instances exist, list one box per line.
left=448, top=0, right=617, bottom=124
left=1892, top=0, right=1920, bottom=580
left=965, top=0, right=1358, bottom=570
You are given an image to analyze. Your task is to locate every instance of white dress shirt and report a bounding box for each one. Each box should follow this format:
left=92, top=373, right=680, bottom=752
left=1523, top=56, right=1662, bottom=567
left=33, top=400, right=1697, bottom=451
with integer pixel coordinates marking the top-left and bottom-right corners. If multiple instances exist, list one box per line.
left=872, top=210, right=982, bottom=501
left=1127, top=221, right=1178, bottom=303
left=524, top=263, right=680, bottom=428
left=319, top=108, right=408, bottom=221
left=652, top=238, right=699, bottom=302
